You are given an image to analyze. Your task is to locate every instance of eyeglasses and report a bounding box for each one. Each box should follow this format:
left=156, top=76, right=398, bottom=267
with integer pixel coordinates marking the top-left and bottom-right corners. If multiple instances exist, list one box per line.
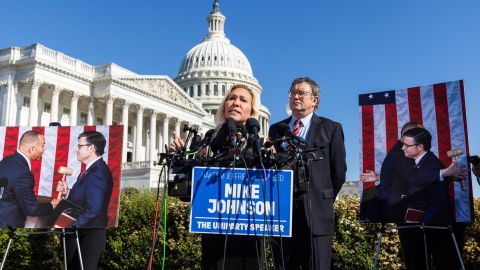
left=402, top=143, right=418, bottom=148
left=77, top=143, right=91, bottom=149
left=288, top=90, right=314, bottom=98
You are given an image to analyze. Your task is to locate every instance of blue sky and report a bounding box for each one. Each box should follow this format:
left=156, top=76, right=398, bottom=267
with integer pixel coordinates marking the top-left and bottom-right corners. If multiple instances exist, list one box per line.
left=2, top=0, right=479, bottom=197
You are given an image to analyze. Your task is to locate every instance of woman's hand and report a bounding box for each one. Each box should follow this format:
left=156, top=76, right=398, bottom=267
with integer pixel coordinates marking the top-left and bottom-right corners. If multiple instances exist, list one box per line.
left=169, top=131, right=184, bottom=152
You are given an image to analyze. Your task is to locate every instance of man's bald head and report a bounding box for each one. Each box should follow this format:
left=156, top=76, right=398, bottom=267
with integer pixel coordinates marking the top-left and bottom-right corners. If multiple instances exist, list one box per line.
left=19, top=130, right=41, bottom=147
left=18, top=130, right=45, bottom=161
left=401, top=122, right=423, bottom=136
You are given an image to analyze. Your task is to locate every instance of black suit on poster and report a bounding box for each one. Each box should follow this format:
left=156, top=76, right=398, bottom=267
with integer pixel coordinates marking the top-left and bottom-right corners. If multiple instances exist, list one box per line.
left=0, top=152, right=53, bottom=228
left=269, top=114, right=346, bottom=270
left=65, top=158, right=113, bottom=270
left=362, top=141, right=414, bottom=222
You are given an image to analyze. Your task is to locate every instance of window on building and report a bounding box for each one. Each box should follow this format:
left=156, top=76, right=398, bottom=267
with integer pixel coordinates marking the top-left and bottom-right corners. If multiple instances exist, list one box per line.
left=190, top=86, right=194, bottom=97
left=222, top=85, right=226, bottom=96
left=96, top=117, right=103, bottom=125
left=80, top=112, right=87, bottom=124
left=206, top=85, right=210, bottom=96
left=214, top=85, right=218, bottom=96
left=211, top=109, right=217, bottom=116
left=43, top=102, right=51, bottom=113
left=197, top=85, right=202, bottom=97
left=23, top=96, right=30, bottom=108
left=128, top=126, right=132, bottom=135
left=62, top=108, right=70, bottom=118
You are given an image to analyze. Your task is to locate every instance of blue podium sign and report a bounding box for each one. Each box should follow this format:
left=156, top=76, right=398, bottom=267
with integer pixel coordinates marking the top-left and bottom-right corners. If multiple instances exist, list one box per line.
left=189, top=167, right=293, bottom=237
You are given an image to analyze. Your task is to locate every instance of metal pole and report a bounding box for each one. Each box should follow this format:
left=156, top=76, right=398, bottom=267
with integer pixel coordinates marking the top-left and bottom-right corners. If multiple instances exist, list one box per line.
left=0, top=237, right=13, bottom=270
left=62, top=229, right=67, bottom=269
left=75, top=229, right=84, bottom=270
left=373, top=224, right=385, bottom=270
left=448, top=225, right=466, bottom=270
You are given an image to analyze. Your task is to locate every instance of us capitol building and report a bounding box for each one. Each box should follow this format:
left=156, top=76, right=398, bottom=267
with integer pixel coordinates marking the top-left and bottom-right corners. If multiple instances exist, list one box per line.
left=0, top=0, right=270, bottom=188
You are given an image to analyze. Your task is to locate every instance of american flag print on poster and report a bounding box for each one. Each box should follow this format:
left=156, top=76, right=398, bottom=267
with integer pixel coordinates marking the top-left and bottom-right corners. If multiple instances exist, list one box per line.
left=0, top=125, right=123, bottom=227
left=359, top=80, right=473, bottom=222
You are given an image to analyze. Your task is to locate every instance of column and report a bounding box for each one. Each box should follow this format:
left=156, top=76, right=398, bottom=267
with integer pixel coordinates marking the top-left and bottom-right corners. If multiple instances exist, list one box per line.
left=1, top=83, right=11, bottom=126
left=149, top=111, right=157, bottom=165
left=158, top=132, right=163, bottom=154
left=135, top=105, right=144, bottom=161
left=50, top=85, right=60, bottom=123
left=87, top=97, right=95, bottom=125
left=105, top=95, right=114, bottom=125
left=121, top=100, right=130, bottom=163
left=28, top=80, right=41, bottom=126
left=174, top=118, right=181, bottom=137
left=8, top=82, right=19, bottom=126
left=70, top=92, right=79, bottom=126
left=162, top=115, right=170, bottom=150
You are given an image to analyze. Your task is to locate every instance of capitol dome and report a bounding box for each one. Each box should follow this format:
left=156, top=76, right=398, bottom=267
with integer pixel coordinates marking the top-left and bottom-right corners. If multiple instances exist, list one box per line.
left=177, top=39, right=253, bottom=78
left=175, top=0, right=271, bottom=136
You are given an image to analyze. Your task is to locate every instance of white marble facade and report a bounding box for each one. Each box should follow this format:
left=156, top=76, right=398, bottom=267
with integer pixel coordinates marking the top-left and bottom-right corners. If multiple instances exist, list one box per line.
left=0, top=43, right=214, bottom=188
left=0, top=1, right=272, bottom=189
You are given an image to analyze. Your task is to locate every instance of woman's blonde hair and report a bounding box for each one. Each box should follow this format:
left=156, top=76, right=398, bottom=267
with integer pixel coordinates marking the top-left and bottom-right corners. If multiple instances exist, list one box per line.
left=214, top=84, right=260, bottom=125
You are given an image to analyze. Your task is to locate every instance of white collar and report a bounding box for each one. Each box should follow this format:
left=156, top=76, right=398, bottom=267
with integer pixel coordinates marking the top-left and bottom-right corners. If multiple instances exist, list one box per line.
left=85, top=156, right=102, bottom=170
left=292, top=112, right=314, bottom=125
left=415, top=151, right=427, bottom=165
left=17, top=150, right=31, bottom=171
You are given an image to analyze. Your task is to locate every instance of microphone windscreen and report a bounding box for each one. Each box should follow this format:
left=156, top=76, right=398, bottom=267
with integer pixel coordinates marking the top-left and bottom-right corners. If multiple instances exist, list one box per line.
left=204, top=129, right=215, bottom=140
left=210, top=122, right=232, bottom=152
left=236, top=122, right=248, bottom=137
left=277, top=122, right=291, bottom=136
left=226, top=118, right=237, bottom=134
left=246, top=118, right=260, bottom=134
left=447, top=148, right=463, bottom=158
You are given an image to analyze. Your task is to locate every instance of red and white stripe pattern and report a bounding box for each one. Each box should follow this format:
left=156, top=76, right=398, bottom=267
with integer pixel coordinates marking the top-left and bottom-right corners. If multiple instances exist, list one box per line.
left=359, top=80, right=473, bottom=222
left=0, top=125, right=123, bottom=227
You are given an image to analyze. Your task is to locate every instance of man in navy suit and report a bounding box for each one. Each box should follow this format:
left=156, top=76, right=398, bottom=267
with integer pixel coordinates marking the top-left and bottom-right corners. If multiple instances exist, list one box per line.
left=269, top=77, right=346, bottom=270
left=400, top=127, right=465, bottom=270
left=57, top=131, right=113, bottom=270
left=0, top=130, right=59, bottom=228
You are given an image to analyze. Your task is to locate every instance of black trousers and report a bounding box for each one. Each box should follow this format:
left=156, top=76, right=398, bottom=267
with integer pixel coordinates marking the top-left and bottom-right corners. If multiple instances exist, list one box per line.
left=201, top=234, right=265, bottom=270
left=399, top=223, right=465, bottom=270
left=271, top=202, right=332, bottom=270
left=65, top=228, right=106, bottom=270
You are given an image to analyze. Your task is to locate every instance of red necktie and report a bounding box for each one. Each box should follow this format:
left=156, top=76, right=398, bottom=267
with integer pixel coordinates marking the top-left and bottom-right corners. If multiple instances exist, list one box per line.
left=293, top=119, right=301, bottom=137
left=78, top=170, right=86, bottom=180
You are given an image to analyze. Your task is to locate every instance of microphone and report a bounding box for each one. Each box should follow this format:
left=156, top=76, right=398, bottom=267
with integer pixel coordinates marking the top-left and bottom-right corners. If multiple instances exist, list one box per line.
left=210, top=119, right=237, bottom=153
left=278, top=122, right=292, bottom=136
left=227, top=118, right=237, bottom=147
left=0, top=177, right=7, bottom=199
left=235, top=122, right=247, bottom=142
left=446, top=148, right=465, bottom=191
left=246, top=118, right=263, bottom=164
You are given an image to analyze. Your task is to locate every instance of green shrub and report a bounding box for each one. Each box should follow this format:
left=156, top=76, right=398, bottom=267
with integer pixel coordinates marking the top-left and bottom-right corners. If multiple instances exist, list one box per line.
left=0, top=191, right=478, bottom=269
